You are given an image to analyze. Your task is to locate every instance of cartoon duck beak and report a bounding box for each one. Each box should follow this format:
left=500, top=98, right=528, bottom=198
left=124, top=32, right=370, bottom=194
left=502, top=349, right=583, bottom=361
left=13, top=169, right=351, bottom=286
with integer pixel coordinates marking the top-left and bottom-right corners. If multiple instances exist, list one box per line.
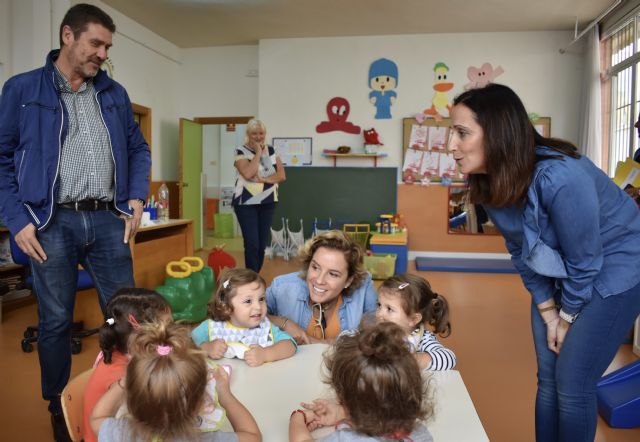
left=434, top=82, right=454, bottom=92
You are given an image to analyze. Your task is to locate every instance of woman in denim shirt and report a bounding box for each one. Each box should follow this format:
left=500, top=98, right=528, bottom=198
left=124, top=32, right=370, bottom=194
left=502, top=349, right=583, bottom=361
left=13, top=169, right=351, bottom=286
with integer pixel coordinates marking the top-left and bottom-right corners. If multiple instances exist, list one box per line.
left=266, top=230, right=377, bottom=344
left=449, top=84, right=640, bottom=442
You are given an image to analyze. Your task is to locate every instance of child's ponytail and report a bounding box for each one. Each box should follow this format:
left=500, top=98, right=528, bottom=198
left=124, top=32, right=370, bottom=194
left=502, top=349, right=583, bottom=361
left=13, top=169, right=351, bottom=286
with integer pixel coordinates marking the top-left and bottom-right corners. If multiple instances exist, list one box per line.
left=424, top=292, right=451, bottom=337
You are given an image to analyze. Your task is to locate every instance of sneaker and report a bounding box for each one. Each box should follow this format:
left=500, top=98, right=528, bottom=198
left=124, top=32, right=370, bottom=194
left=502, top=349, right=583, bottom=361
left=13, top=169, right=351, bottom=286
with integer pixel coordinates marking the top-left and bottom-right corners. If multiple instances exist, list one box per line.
left=50, top=411, right=72, bottom=442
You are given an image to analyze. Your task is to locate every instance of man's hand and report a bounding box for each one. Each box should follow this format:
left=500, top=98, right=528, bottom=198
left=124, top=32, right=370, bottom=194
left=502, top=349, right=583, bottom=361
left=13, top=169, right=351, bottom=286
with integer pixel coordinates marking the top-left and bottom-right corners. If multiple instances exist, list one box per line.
left=15, top=223, right=47, bottom=263
left=122, top=199, right=144, bottom=243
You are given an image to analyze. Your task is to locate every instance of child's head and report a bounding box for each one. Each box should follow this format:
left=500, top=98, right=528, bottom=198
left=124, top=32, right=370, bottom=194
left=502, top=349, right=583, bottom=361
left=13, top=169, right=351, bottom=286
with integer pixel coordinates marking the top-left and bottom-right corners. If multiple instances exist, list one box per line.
left=208, top=268, right=267, bottom=328
left=377, top=274, right=451, bottom=337
left=99, top=288, right=172, bottom=363
left=325, top=321, right=432, bottom=436
left=126, top=321, right=207, bottom=441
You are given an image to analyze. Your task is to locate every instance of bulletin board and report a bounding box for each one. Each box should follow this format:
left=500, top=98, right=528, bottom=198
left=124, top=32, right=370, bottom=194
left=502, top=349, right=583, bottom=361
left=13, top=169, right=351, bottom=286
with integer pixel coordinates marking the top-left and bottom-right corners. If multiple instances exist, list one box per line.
left=401, top=117, right=464, bottom=183
left=272, top=137, right=312, bottom=166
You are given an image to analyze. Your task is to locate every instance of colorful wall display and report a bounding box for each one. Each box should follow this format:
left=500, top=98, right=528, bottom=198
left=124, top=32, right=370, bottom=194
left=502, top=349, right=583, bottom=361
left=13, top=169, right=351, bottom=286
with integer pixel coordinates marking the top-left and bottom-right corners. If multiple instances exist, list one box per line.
left=421, top=62, right=454, bottom=122
left=368, top=58, right=398, bottom=119
left=316, top=97, right=361, bottom=134
left=464, top=62, right=504, bottom=90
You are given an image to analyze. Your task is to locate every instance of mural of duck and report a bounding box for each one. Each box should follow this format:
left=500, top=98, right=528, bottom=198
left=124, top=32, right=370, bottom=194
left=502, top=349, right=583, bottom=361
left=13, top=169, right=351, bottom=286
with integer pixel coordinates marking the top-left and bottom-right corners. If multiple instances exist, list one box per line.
left=423, top=62, right=454, bottom=122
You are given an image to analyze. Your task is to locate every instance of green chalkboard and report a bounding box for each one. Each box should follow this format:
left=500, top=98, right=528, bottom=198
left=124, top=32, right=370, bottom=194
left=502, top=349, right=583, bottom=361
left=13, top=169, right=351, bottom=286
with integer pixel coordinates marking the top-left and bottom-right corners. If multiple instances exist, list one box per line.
left=272, top=167, right=397, bottom=237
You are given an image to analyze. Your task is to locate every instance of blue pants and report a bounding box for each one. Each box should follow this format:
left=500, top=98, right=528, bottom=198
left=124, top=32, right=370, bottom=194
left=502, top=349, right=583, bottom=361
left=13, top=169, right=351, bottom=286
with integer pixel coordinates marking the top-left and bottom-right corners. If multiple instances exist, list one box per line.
left=233, top=203, right=276, bottom=273
left=30, top=208, right=134, bottom=413
left=531, top=281, right=640, bottom=441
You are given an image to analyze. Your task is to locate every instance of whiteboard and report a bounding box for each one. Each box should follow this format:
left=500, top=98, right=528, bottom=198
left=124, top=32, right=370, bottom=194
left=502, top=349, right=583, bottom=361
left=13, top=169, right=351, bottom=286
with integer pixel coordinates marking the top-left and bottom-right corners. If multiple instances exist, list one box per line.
left=272, top=137, right=312, bottom=166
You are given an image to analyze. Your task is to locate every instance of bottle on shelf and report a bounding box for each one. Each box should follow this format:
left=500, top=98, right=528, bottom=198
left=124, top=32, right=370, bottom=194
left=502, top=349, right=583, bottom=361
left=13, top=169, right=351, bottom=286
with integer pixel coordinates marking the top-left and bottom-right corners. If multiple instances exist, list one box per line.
left=158, top=183, right=170, bottom=222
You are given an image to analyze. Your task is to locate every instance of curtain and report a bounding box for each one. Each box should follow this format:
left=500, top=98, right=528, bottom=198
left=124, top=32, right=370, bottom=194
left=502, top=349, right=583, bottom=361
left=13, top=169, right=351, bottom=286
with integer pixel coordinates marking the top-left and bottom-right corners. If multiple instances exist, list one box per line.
left=578, top=27, right=603, bottom=167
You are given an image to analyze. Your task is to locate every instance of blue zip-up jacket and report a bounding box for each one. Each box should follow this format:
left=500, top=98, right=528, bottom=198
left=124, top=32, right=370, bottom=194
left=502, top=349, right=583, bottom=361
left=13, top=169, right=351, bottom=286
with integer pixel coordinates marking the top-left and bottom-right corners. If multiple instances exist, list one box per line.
left=485, top=146, right=640, bottom=314
left=0, top=50, right=151, bottom=235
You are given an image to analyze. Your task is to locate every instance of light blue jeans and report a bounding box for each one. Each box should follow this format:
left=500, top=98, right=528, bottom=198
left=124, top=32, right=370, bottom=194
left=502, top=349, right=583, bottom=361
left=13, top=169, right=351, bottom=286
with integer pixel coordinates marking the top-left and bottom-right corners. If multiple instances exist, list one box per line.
left=531, top=281, right=640, bottom=441
left=30, top=208, right=134, bottom=413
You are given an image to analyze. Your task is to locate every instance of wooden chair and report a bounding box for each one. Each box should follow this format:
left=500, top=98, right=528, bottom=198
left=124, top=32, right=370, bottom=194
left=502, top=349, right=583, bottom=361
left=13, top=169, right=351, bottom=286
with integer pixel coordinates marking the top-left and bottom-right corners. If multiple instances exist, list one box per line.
left=61, top=368, right=94, bottom=442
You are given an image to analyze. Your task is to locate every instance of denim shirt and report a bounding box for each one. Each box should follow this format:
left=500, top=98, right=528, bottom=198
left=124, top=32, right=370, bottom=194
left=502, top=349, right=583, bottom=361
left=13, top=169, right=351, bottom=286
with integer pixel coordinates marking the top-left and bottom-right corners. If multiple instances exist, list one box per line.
left=266, top=272, right=378, bottom=332
left=485, top=146, right=640, bottom=314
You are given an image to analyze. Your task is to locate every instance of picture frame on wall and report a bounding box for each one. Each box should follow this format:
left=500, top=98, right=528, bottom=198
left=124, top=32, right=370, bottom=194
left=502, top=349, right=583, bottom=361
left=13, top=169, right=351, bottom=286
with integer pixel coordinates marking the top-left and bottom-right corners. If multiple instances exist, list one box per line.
left=532, top=117, right=551, bottom=137
left=272, top=137, right=312, bottom=166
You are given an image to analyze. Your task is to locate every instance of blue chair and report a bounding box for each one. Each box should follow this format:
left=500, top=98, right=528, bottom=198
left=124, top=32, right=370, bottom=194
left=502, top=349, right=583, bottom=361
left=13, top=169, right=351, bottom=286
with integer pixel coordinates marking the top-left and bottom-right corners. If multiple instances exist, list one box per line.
left=9, top=236, right=98, bottom=354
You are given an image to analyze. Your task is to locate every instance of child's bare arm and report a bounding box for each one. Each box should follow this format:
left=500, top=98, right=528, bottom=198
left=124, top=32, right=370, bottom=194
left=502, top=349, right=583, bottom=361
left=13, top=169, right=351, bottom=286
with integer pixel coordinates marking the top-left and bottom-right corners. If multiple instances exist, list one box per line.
left=244, top=340, right=295, bottom=366
left=415, top=352, right=433, bottom=370
left=214, top=367, right=262, bottom=442
left=89, top=378, right=126, bottom=436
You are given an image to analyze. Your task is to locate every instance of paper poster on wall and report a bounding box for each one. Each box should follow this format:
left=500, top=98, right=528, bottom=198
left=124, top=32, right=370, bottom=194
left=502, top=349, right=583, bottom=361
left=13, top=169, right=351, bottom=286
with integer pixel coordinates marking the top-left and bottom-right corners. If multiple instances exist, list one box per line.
left=402, top=148, right=425, bottom=184
left=316, top=97, right=361, bottom=134
left=428, top=126, right=449, bottom=151
left=439, top=153, right=458, bottom=178
left=272, top=137, right=312, bottom=166
left=421, top=151, right=441, bottom=178
left=421, top=62, right=454, bottom=122
left=464, top=62, right=504, bottom=90
left=368, top=58, right=398, bottom=119
left=409, top=124, right=428, bottom=150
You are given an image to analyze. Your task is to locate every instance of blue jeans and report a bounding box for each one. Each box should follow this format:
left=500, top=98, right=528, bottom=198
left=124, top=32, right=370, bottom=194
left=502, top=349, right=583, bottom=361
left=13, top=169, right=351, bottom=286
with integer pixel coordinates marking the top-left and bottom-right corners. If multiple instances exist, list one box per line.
left=531, top=281, right=640, bottom=441
left=233, top=203, right=276, bottom=273
left=30, top=208, right=134, bottom=413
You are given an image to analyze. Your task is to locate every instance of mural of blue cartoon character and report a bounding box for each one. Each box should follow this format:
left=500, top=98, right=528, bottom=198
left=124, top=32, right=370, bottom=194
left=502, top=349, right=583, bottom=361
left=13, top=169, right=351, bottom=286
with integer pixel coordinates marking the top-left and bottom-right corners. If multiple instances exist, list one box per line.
left=368, top=58, right=398, bottom=119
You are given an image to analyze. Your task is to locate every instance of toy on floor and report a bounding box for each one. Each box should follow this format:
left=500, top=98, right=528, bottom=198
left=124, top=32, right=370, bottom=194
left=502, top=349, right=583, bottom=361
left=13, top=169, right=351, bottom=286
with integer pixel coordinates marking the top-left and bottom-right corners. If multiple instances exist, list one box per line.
left=155, top=256, right=214, bottom=322
left=207, top=244, right=236, bottom=282
left=597, top=359, right=640, bottom=428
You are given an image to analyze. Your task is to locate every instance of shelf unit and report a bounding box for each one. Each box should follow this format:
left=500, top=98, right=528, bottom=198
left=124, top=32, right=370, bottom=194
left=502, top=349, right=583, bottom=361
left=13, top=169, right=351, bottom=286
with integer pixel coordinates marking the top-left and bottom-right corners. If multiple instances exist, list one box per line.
left=321, top=150, right=388, bottom=167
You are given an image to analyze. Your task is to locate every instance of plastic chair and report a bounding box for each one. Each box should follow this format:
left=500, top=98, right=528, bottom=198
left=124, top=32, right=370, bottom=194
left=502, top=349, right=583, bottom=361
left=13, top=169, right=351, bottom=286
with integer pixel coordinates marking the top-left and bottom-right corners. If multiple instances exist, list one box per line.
left=312, top=217, right=332, bottom=237
left=342, top=223, right=371, bottom=250
left=61, top=368, right=94, bottom=441
left=267, top=218, right=289, bottom=260
left=285, top=219, right=304, bottom=258
left=9, top=236, right=98, bottom=354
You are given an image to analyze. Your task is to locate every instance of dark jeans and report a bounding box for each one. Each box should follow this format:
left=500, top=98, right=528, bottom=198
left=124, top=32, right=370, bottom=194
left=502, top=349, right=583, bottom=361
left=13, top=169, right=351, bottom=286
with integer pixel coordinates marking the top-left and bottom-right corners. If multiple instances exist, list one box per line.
left=30, top=208, right=134, bottom=413
left=233, top=203, right=276, bottom=273
left=531, top=281, right=640, bottom=441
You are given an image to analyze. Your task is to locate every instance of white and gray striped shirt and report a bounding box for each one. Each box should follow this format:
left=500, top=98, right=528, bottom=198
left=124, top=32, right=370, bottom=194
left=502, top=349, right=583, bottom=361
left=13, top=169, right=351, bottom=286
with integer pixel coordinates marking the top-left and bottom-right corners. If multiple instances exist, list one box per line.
left=54, top=64, right=114, bottom=203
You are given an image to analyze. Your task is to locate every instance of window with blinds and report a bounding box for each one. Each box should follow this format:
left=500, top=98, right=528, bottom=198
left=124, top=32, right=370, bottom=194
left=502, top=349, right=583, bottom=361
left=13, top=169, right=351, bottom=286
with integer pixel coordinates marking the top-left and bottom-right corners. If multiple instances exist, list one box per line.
left=604, top=16, right=640, bottom=174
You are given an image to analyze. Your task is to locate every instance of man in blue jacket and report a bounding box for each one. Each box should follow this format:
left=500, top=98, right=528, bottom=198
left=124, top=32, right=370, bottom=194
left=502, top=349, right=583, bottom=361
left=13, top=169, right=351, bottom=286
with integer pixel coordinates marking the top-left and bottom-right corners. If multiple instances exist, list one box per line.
left=0, top=4, right=150, bottom=440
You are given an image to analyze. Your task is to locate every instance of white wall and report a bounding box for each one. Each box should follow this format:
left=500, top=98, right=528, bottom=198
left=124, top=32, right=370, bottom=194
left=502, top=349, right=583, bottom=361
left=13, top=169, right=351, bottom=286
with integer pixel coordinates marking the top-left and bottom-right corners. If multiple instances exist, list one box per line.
left=259, top=32, right=584, bottom=169
left=0, top=0, right=10, bottom=86
left=179, top=46, right=259, bottom=118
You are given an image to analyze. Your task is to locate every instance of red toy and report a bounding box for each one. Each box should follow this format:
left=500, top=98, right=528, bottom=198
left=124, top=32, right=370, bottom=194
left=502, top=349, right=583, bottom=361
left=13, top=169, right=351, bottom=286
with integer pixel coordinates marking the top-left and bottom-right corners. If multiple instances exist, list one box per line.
left=207, top=244, right=236, bottom=282
left=363, top=128, right=383, bottom=145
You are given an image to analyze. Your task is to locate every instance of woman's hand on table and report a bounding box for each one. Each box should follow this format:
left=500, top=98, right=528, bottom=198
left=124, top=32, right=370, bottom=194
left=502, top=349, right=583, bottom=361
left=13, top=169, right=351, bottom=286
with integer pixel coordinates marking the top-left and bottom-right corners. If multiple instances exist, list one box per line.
left=201, top=339, right=228, bottom=359
left=300, top=399, right=346, bottom=429
left=283, top=320, right=311, bottom=345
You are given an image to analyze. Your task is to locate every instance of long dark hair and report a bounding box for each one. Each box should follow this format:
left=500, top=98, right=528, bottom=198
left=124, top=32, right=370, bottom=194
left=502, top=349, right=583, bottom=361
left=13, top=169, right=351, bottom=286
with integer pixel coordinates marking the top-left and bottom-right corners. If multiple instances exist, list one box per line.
left=453, top=84, right=579, bottom=207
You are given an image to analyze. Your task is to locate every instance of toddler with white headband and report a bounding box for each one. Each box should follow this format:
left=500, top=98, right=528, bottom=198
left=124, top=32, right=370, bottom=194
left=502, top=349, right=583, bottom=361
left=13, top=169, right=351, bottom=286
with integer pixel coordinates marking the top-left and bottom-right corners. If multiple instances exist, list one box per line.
left=375, top=274, right=456, bottom=370
left=192, top=268, right=297, bottom=366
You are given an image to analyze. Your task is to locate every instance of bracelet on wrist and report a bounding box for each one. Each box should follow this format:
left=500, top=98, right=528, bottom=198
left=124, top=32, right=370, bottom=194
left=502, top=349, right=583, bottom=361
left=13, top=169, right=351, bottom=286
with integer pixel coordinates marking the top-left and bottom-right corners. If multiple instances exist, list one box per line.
left=290, top=409, right=308, bottom=425
left=281, top=318, right=289, bottom=330
left=537, top=305, right=557, bottom=313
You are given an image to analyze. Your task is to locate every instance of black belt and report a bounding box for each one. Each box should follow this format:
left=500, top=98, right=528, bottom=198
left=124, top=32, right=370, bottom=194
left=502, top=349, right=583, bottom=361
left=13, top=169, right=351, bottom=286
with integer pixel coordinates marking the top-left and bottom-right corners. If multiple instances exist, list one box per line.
left=58, top=200, right=114, bottom=211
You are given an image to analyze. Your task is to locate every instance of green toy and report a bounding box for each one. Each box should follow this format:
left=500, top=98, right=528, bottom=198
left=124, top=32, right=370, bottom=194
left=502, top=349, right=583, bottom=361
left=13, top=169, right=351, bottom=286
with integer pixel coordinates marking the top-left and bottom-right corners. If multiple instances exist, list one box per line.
left=155, top=257, right=215, bottom=322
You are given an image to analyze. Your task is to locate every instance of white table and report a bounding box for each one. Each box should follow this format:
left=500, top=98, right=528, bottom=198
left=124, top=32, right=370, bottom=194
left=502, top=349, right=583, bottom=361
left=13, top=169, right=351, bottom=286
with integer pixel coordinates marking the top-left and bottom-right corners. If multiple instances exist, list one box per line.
left=223, top=344, right=488, bottom=442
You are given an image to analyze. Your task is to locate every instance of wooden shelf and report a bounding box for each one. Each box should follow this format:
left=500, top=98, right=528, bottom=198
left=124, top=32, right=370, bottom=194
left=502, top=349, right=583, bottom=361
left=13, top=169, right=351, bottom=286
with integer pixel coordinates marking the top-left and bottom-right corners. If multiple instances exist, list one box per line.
left=321, top=150, right=388, bottom=167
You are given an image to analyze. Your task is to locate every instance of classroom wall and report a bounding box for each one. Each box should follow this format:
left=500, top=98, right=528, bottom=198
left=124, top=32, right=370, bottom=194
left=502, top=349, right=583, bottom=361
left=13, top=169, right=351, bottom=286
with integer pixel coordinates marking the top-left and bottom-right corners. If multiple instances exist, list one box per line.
left=258, top=32, right=584, bottom=168
left=179, top=46, right=259, bottom=118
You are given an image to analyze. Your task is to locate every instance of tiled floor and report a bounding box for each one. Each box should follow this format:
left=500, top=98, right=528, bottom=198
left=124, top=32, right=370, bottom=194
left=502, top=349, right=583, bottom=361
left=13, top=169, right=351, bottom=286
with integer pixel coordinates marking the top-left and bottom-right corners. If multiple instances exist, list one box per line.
left=0, top=250, right=638, bottom=441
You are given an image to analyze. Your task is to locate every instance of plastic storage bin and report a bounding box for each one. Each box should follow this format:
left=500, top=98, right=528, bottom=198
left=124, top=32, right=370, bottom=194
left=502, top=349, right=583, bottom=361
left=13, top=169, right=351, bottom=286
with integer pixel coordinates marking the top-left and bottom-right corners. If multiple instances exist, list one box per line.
left=364, top=253, right=397, bottom=280
left=214, top=213, right=235, bottom=238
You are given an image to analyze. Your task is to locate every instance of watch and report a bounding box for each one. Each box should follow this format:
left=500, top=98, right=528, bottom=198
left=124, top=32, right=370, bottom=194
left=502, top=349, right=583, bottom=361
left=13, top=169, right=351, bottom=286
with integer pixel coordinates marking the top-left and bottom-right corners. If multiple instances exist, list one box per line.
left=558, top=309, right=579, bottom=324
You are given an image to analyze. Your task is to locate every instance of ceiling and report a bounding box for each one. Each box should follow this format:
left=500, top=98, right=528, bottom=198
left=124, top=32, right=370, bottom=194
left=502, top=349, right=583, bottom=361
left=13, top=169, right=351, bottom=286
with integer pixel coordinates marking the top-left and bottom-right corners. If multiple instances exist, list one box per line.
left=101, top=0, right=618, bottom=48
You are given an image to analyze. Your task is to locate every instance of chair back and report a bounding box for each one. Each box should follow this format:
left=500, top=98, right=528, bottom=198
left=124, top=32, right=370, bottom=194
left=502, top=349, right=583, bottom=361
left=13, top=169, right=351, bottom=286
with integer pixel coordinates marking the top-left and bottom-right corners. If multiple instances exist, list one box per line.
left=61, top=368, right=94, bottom=442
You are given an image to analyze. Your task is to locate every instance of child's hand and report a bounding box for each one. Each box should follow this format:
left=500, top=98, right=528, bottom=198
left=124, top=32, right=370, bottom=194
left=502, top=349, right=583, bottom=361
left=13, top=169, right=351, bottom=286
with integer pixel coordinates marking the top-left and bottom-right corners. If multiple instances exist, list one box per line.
left=244, top=344, right=266, bottom=367
left=300, top=399, right=345, bottom=428
left=202, top=339, right=228, bottom=359
left=211, top=366, right=231, bottom=395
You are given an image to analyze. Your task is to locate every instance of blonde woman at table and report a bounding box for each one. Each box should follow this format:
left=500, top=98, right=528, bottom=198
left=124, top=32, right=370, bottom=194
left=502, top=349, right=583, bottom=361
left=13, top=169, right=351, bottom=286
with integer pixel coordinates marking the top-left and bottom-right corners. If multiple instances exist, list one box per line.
left=266, top=230, right=377, bottom=344
left=289, top=322, right=434, bottom=441
left=90, top=321, right=262, bottom=441
left=192, top=268, right=297, bottom=366
left=376, top=274, right=456, bottom=371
